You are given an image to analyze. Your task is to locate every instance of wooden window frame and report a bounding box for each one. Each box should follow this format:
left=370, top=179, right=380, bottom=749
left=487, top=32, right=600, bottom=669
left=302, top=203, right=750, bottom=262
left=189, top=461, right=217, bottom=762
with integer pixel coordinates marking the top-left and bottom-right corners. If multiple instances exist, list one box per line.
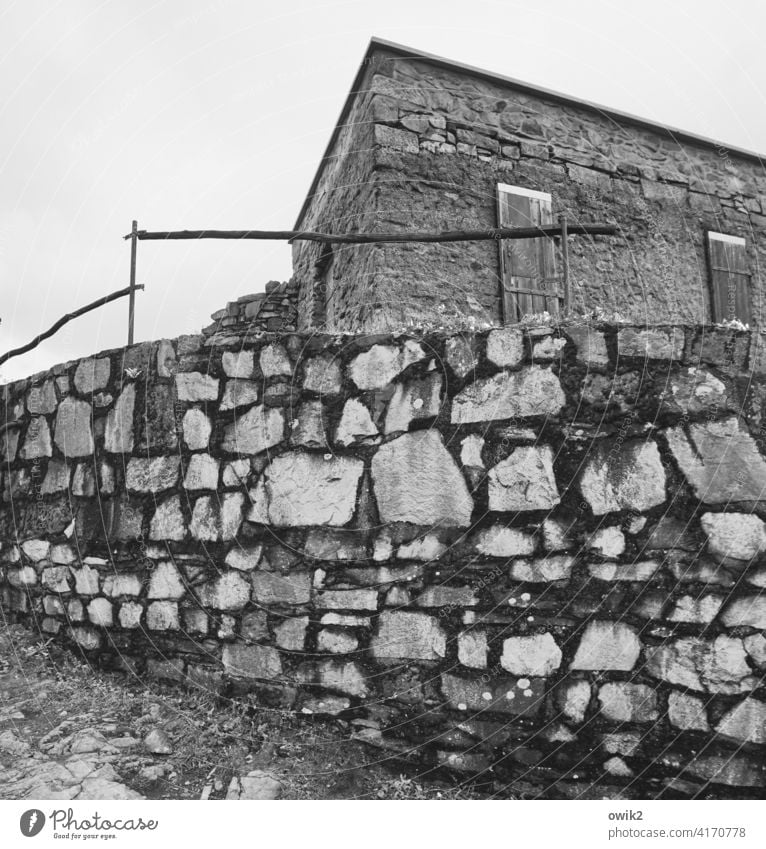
left=706, top=231, right=751, bottom=325
left=496, top=183, right=561, bottom=323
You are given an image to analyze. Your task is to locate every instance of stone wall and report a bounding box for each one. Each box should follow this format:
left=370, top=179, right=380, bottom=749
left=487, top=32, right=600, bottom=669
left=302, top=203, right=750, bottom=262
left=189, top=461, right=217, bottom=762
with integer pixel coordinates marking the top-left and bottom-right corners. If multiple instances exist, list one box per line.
left=295, top=46, right=766, bottom=332
left=3, top=322, right=766, bottom=797
left=202, top=279, right=299, bottom=340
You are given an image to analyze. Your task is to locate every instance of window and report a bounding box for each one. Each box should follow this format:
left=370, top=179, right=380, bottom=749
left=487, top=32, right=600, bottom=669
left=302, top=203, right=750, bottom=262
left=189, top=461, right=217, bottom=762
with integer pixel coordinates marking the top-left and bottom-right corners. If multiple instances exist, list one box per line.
left=311, top=241, right=334, bottom=327
left=496, top=183, right=559, bottom=322
left=706, top=231, right=751, bottom=325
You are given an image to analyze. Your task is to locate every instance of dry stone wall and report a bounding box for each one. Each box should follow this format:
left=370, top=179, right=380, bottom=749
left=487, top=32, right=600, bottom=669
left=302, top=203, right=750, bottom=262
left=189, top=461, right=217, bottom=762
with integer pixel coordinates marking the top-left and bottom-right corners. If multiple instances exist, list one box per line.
left=3, top=322, right=766, bottom=797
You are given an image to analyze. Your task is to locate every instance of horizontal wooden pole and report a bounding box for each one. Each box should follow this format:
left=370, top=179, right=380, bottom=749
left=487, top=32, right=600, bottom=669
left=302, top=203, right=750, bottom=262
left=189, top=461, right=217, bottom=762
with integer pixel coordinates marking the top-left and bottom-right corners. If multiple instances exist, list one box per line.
left=0, top=284, right=145, bottom=369
left=126, top=223, right=617, bottom=244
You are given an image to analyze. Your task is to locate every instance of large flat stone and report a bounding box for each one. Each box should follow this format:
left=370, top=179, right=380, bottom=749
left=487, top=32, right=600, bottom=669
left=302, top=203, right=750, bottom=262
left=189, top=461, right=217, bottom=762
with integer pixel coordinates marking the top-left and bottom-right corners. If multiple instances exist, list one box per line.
left=125, top=456, right=180, bottom=492
left=223, top=644, right=281, bottom=679
left=54, top=398, right=94, bottom=458
left=20, top=417, right=52, bottom=459
left=487, top=445, right=560, bottom=512
left=384, top=372, right=442, bottom=434
left=371, top=430, right=473, bottom=526
left=104, top=384, right=135, bottom=453
left=451, top=366, right=565, bottom=424
left=348, top=341, right=425, bottom=389
left=701, top=512, right=766, bottom=562
left=715, top=698, right=766, bottom=744
left=249, top=452, right=363, bottom=526
left=74, top=357, right=110, bottom=394
left=664, top=417, right=766, bottom=504
left=221, top=404, right=284, bottom=454
left=501, top=633, right=562, bottom=676
left=175, top=372, right=219, bottom=401
left=578, top=439, right=666, bottom=515
left=645, top=636, right=758, bottom=694
left=371, top=611, right=446, bottom=660
left=570, top=621, right=641, bottom=671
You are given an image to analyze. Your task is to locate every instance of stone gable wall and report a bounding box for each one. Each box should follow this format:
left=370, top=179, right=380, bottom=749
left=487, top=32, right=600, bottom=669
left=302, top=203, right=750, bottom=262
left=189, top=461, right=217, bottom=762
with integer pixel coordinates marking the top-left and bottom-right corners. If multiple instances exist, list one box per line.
left=3, top=322, right=766, bottom=797
left=294, top=49, right=766, bottom=332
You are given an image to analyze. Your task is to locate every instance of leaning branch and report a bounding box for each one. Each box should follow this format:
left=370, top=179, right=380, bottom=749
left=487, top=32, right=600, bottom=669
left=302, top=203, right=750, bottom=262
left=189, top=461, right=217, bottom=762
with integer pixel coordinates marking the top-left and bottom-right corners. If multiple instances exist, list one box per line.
left=0, top=284, right=145, bottom=368
left=126, top=223, right=617, bottom=244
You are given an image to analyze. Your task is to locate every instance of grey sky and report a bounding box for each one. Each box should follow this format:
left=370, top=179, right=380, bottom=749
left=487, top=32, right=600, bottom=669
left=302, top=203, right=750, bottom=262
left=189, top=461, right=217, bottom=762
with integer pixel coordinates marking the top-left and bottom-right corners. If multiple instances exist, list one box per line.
left=2, top=0, right=764, bottom=381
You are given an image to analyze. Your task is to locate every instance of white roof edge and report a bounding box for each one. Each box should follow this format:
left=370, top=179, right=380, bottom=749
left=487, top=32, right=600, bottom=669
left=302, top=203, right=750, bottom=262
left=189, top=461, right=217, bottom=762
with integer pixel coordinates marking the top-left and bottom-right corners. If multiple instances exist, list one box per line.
left=497, top=183, right=552, bottom=201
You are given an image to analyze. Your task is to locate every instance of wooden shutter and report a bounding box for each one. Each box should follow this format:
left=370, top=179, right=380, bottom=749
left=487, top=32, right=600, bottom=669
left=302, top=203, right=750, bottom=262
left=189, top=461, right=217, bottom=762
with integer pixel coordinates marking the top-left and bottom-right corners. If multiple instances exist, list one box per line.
left=496, top=184, right=559, bottom=323
left=707, top=231, right=751, bottom=324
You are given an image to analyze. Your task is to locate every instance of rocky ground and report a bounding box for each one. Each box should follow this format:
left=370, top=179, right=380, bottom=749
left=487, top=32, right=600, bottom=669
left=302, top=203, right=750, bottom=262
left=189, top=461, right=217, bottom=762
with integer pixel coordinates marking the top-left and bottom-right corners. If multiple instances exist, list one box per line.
left=0, top=622, right=487, bottom=801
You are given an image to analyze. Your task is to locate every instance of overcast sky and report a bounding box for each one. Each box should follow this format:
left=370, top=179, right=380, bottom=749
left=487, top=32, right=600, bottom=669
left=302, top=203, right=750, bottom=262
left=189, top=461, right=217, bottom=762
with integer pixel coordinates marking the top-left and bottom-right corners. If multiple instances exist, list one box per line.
left=2, top=0, right=765, bottom=381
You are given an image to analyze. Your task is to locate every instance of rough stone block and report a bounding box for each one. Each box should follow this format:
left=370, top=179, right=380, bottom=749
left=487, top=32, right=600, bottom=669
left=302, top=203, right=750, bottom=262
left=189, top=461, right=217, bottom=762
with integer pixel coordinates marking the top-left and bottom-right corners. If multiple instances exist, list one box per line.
left=444, top=335, right=478, bottom=378
left=251, top=570, right=311, bottom=605
left=715, top=698, right=766, bottom=744
left=486, top=328, right=524, bottom=367
left=578, top=439, right=666, bottom=515
left=617, top=327, right=684, bottom=360
left=317, top=628, right=357, bottom=654
left=315, top=589, right=378, bottom=610
left=667, top=690, right=709, bottom=731
left=347, top=341, right=425, bottom=390
left=565, top=325, right=609, bottom=367
left=597, top=682, right=658, bottom=722
left=334, top=399, right=380, bottom=447
left=487, top=445, right=560, bottom=512
left=220, top=379, right=260, bottom=411
left=148, top=561, right=185, bottom=599
left=221, top=404, right=284, bottom=454
left=198, top=572, right=251, bottom=611
left=721, top=596, right=766, bottom=629
left=181, top=408, right=212, bottom=450
left=458, top=631, right=488, bottom=668
left=250, top=452, right=363, bottom=526
left=222, top=350, right=254, bottom=378
left=303, top=354, right=342, bottom=395
left=664, top=418, right=766, bottom=505
left=74, top=357, right=110, bottom=394
left=149, top=495, right=186, bottom=541
left=384, top=372, right=442, bottom=434
left=20, top=417, right=52, bottom=459
left=371, top=611, right=446, bottom=660
left=371, top=430, right=473, bottom=526
left=175, top=372, right=219, bottom=401
left=259, top=343, right=292, bottom=378
left=451, top=366, right=565, bottom=424
left=104, top=385, right=135, bottom=453
left=501, top=633, right=562, bottom=676
left=441, top=673, right=545, bottom=716
left=126, top=456, right=180, bottom=493
left=87, top=598, right=113, bottom=627
left=183, top=454, right=220, bottom=490
left=645, top=636, right=757, bottom=694
left=274, top=616, right=309, bottom=650
left=146, top=601, right=179, bottom=630
left=223, top=644, right=282, bottom=679
left=102, top=573, right=141, bottom=597
left=700, top=512, right=766, bottom=562
left=570, top=621, right=641, bottom=671
left=54, top=398, right=94, bottom=458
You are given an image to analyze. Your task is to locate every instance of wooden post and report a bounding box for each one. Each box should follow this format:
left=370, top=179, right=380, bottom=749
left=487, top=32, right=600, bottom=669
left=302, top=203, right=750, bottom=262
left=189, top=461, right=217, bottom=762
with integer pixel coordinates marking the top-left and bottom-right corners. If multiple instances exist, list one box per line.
left=128, top=220, right=138, bottom=345
left=559, top=213, right=570, bottom=313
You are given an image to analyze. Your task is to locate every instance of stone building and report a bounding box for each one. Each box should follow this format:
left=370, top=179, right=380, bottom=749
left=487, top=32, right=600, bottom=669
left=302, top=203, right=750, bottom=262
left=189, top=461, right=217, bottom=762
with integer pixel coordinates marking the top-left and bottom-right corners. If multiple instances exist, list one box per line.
left=288, top=38, right=765, bottom=333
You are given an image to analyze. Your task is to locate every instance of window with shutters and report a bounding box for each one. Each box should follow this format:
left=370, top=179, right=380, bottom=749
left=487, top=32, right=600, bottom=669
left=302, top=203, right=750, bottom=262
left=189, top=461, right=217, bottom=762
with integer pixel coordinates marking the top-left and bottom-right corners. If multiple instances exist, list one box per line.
left=706, top=231, right=751, bottom=325
left=496, top=183, right=560, bottom=323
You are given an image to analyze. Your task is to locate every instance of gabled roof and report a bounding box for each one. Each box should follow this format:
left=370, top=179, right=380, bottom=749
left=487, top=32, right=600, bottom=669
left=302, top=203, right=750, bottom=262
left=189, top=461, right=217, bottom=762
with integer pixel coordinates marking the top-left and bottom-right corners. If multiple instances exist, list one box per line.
left=295, top=37, right=764, bottom=229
